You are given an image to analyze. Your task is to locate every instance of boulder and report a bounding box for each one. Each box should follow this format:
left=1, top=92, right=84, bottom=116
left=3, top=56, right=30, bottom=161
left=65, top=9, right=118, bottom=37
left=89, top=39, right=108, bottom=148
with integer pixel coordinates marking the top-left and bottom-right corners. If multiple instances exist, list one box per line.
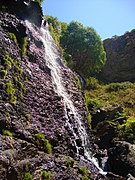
left=108, top=141, right=135, bottom=177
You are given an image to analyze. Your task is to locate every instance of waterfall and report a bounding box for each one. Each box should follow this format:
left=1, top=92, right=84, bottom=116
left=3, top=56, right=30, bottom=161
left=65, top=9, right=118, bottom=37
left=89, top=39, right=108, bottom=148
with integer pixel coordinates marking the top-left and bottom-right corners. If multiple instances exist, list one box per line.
left=25, top=21, right=107, bottom=175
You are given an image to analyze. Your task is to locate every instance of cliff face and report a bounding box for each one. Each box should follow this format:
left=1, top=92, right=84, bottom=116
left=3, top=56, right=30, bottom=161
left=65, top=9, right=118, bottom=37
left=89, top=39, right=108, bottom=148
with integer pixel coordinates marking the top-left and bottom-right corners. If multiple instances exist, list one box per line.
left=102, top=31, right=135, bottom=82
left=0, top=3, right=100, bottom=179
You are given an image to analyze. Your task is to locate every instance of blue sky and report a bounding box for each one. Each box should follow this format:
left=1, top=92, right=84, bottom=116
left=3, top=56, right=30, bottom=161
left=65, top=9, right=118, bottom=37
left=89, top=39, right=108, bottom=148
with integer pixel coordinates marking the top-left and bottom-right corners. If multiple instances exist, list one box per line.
left=42, top=0, right=135, bottom=40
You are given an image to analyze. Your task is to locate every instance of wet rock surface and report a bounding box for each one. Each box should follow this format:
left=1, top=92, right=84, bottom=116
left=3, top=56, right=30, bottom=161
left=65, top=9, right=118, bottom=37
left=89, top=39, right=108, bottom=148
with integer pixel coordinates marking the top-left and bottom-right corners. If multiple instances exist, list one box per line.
left=0, top=9, right=100, bottom=179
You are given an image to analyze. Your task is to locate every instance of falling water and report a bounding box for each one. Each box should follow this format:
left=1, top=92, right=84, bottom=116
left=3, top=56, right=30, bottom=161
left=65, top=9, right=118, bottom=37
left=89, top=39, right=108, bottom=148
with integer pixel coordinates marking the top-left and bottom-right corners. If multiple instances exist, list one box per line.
left=26, top=21, right=107, bottom=175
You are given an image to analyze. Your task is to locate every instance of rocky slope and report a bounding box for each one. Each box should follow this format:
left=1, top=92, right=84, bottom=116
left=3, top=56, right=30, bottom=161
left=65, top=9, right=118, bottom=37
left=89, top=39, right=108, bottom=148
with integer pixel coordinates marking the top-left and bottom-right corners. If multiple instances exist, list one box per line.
left=102, top=31, right=135, bottom=82
left=0, top=2, right=103, bottom=180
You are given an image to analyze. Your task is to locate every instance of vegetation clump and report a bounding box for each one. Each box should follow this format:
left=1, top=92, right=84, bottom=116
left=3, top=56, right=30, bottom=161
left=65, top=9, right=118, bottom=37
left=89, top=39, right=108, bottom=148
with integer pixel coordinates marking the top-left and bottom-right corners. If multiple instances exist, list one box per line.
left=6, top=81, right=17, bottom=104
left=42, top=170, right=51, bottom=180
left=1, top=50, right=26, bottom=102
left=35, top=133, right=52, bottom=153
left=25, top=113, right=31, bottom=120
left=23, top=172, right=32, bottom=180
left=106, top=81, right=134, bottom=92
left=118, top=117, right=135, bottom=144
left=65, top=158, right=74, bottom=168
left=74, top=74, right=81, bottom=89
left=78, top=167, right=93, bottom=180
left=8, top=32, right=18, bottom=45
left=2, top=129, right=14, bottom=137
left=0, top=69, right=7, bottom=78
left=21, top=37, right=28, bottom=58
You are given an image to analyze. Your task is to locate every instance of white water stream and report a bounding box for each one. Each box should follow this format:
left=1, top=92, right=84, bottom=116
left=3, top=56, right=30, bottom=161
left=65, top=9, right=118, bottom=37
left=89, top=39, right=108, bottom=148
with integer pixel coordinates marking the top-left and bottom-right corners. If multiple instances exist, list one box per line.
left=26, top=21, right=106, bottom=175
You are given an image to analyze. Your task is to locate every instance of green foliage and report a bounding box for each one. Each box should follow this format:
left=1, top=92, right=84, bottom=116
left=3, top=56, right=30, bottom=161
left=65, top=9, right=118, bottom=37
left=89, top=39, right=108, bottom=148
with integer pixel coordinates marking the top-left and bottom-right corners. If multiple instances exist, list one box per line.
left=2, top=130, right=14, bottom=137
left=21, top=37, right=28, bottom=58
left=35, top=132, right=45, bottom=140
left=131, top=29, right=135, bottom=33
left=3, top=51, right=23, bottom=76
left=6, top=81, right=16, bottom=104
left=23, top=172, right=32, bottom=180
left=34, top=0, right=44, bottom=4
left=0, top=69, right=7, bottom=78
left=84, top=87, right=104, bottom=110
left=60, top=21, right=106, bottom=78
left=106, top=82, right=133, bottom=92
left=44, top=139, right=52, bottom=154
left=3, top=51, right=12, bottom=68
left=85, top=81, right=135, bottom=115
left=86, top=112, right=91, bottom=127
left=74, top=74, right=81, bottom=89
left=35, top=133, right=52, bottom=153
left=25, top=113, right=31, bottom=120
left=85, top=77, right=99, bottom=90
left=118, top=117, right=135, bottom=143
left=79, top=167, right=91, bottom=180
left=65, top=158, right=74, bottom=168
left=8, top=32, right=17, bottom=44
left=42, top=170, right=51, bottom=180
left=45, top=15, right=67, bottom=46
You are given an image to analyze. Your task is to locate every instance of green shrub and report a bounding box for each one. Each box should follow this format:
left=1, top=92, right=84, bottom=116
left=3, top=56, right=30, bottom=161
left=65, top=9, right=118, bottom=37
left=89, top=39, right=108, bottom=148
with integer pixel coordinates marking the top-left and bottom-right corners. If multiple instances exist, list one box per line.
left=8, top=32, right=17, bottom=45
left=86, top=112, right=91, bottom=127
left=25, top=113, right=31, bottom=120
left=65, top=158, right=74, bottom=168
left=3, top=130, right=14, bottom=137
left=3, top=51, right=12, bottom=68
left=79, top=167, right=90, bottom=180
left=85, top=96, right=103, bottom=110
left=21, top=37, right=28, bottom=58
left=35, top=133, right=52, bottom=153
left=6, top=81, right=16, bottom=104
left=44, top=139, right=52, bottom=154
left=118, top=117, right=135, bottom=143
left=106, top=82, right=133, bottom=92
left=0, top=69, right=7, bottom=78
left=85, top=77, right=99, bottom=90
left=23, top=172, right=32, bottom=180
left=35, top=132, right=45, bottom=140
left=74, top=74, right=81, bottom=89
left=42, top=170, right=51, bottom=180
left=79, top=167, right=87, bottom=176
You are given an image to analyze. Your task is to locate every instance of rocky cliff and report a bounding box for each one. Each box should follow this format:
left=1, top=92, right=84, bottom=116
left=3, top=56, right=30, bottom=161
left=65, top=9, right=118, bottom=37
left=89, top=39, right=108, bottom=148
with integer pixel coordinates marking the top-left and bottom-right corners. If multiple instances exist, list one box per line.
left=102, top=31, right=135, bottom=82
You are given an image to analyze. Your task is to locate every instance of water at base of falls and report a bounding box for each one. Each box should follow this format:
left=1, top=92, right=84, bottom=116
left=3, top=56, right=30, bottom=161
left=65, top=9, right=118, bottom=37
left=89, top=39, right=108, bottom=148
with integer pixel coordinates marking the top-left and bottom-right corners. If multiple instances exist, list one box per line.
left=25, top=20, right=107, bottom=175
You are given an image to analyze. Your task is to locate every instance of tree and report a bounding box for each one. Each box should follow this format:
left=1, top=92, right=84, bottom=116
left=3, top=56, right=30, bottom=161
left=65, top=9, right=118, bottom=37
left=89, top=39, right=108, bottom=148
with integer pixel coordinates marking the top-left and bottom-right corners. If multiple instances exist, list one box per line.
left=60, top=21, right=106, bottom=78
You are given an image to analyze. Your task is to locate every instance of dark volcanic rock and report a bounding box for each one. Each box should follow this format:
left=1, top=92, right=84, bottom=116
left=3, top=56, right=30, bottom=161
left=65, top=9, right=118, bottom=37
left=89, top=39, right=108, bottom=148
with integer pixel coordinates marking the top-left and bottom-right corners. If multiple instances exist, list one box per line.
left=90, top=105, right=123, bottom=148
left=0, top=0, right=43, bottom=26
left=102, top=31, right=135, bottom=82
left=108, top=141, right=135, bottom=177
left=0, top=9, right=100, bottom=179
